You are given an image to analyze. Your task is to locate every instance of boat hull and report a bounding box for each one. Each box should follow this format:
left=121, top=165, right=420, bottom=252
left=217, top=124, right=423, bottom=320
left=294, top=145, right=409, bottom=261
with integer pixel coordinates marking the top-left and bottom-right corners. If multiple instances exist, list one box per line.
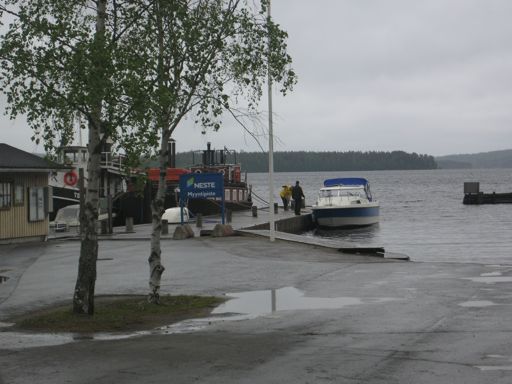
left=312, top=205, right=379, bottom=228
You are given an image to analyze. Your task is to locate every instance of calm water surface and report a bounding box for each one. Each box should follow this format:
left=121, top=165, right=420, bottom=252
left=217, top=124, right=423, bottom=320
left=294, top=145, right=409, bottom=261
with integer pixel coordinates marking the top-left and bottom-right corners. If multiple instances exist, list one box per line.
left=248, top=169, right=512, bottom=264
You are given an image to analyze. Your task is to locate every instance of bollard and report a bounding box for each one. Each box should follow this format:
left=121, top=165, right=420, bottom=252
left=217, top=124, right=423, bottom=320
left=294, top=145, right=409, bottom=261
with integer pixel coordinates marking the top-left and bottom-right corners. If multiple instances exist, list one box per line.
left=252, top=205, right=258, bottom=217
left=196, top=213, right=203, bottom=228
left=161, top=219, right=168, bottom=235
left=274, top=203, right=278, bottom=214
left=226, top=209, right=232, bottom=223
left=100, top=220, right=108, bottom=234
left=126, top=217, right=134, bottom=232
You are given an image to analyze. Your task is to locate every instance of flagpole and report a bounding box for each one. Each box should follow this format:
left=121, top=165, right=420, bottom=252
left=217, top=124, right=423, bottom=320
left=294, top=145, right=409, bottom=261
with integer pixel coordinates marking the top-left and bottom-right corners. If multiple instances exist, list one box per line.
left=267, top=0, right=275, bottom=242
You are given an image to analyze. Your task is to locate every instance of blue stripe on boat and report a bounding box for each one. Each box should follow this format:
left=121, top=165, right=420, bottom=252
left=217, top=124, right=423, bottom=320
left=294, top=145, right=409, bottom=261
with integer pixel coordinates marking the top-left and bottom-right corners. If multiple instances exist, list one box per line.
left=313, top=206, right=379, bottom=218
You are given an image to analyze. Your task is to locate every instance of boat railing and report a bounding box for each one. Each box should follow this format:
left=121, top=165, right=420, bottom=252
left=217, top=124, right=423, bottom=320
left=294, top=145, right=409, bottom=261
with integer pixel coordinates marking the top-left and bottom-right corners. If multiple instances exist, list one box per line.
left=101, top=152, right=126, bottom=171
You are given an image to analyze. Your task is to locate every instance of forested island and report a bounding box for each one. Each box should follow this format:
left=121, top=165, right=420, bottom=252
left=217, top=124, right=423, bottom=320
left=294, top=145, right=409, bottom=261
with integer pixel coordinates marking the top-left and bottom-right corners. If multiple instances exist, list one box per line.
left=175, top=150, right=438, bottom=172
left=436, top=149, right=512, bottom=169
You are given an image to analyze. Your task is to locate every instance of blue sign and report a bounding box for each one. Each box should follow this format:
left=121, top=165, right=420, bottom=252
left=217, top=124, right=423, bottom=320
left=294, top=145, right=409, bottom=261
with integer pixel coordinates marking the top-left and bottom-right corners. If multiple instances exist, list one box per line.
left=179, top=173, right=225, bottom=224
left=179, top=173, right=224, bottom=199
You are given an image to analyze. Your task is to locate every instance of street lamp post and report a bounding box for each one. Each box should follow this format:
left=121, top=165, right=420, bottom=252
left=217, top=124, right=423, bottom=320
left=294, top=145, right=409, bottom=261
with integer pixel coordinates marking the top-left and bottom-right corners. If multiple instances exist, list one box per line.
left=267, top=0, right=275, bottom=242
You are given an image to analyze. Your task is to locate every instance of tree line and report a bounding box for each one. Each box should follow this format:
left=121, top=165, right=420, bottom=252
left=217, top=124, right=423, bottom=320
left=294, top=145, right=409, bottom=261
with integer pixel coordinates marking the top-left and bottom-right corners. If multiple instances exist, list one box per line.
left=436, top=149, right=512, bottom=169
left=175, top=150, right=438, bottom=172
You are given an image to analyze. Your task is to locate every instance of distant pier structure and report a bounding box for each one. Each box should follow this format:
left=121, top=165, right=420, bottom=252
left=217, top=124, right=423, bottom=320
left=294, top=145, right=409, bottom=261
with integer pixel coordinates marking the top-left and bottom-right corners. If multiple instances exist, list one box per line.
left=463, top=182, right=512, bottom=205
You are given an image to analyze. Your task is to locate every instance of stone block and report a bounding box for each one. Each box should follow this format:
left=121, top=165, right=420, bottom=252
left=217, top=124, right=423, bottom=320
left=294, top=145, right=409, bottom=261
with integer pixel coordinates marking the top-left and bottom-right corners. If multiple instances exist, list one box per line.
left=211, top=224, right=234, bottom=237
left=173, top=224, right=195, bottom=240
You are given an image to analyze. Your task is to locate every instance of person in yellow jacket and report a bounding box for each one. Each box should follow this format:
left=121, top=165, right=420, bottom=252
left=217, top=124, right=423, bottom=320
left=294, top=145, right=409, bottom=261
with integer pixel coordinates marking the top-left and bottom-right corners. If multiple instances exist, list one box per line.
left=280, top=185, right=292, bottom=210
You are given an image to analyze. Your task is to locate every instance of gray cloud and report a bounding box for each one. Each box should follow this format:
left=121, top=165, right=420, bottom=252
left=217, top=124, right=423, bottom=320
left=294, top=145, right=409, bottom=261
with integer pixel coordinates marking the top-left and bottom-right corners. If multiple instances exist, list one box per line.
left=2, top=0, right=512, bottom=156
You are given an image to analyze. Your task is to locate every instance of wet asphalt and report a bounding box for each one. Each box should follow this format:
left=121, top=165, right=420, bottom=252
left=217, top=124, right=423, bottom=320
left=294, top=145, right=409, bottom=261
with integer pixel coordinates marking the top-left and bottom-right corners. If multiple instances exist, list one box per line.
left=1, top=218, right=512, bottom=383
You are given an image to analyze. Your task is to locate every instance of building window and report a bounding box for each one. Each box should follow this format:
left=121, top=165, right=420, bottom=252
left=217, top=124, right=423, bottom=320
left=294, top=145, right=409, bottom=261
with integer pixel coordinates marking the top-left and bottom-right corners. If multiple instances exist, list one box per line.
left=14, top=184, right=24, bottom=206
left=28, top=186, right=46, bottom=221
left=0, top=182, right=12, bottom=209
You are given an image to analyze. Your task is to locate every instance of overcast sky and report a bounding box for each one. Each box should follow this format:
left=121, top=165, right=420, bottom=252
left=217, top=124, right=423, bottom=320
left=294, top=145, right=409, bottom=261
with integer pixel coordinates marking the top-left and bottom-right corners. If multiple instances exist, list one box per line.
left=2, top=0, right=512, bottom=156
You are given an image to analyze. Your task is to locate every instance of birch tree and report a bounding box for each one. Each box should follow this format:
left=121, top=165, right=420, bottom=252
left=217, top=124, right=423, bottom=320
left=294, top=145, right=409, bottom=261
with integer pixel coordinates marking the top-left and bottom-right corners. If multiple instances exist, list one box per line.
left=0, top=1, right=149, bottom=314
left=120, top=0, right=296, bottom=303
left=0, top=0, right=296, bottom=309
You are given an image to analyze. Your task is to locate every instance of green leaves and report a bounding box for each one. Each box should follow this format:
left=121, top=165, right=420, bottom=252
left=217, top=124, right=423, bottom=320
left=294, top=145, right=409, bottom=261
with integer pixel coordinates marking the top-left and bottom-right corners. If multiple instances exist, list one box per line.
left=0, top=0, right=296, bottom=158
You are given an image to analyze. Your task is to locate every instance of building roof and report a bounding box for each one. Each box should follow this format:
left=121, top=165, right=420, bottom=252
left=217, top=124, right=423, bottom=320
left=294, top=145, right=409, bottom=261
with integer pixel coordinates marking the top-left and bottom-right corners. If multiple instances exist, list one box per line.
left=0, top=143, right=68, bottom=172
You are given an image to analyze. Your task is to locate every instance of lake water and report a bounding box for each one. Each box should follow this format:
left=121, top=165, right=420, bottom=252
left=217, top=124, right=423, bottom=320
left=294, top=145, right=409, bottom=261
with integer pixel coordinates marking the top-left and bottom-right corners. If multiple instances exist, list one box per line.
left=248, top=169, right=512, bottom=264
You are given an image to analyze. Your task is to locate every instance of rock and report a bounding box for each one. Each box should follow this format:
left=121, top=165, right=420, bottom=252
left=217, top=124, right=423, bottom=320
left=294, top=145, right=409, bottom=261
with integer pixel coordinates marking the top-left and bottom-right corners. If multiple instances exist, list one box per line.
left=211, top=224, right=234, bottom=237
left=173, top=224, right=195, bottom=240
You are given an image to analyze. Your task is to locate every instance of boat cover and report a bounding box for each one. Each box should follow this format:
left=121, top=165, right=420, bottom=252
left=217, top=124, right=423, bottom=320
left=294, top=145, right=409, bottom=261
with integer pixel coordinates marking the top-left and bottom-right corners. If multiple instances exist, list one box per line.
left=323, top=178, right=369, bottom=187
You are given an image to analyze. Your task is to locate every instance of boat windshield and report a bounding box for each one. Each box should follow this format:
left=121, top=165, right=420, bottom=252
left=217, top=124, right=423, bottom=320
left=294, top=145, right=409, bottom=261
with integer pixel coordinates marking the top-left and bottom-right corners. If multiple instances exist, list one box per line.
left=319, top=188, right=365, bottom=198
left=55, top=207, right=79, bottom=221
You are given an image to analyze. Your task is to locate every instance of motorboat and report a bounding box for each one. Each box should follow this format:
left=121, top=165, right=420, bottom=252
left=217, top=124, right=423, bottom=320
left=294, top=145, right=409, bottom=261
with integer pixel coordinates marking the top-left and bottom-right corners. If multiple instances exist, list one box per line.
left=50, top=204, right=114, bottom=232
left=162, top=207, right=190, bottom=224
left=311, top=178, right=379, bottom=228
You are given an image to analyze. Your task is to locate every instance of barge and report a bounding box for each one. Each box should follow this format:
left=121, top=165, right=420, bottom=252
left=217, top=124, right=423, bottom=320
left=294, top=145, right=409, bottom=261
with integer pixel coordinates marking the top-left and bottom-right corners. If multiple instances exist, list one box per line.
left=186, top=143, right=252, bottom=216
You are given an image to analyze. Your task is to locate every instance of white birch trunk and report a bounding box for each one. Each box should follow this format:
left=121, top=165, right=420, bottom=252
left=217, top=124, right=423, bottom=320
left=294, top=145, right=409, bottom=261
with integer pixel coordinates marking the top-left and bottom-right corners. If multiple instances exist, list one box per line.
left=148, top=130, right=170, bottom=303
left=72, top=0, right=106, bottom=315
left=148, top=0, right=169, bottom=304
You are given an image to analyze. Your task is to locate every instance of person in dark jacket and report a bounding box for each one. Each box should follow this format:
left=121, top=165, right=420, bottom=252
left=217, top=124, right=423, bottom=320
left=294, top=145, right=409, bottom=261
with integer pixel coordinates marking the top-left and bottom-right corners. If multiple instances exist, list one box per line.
left=291, top=180, right=305, bottom=215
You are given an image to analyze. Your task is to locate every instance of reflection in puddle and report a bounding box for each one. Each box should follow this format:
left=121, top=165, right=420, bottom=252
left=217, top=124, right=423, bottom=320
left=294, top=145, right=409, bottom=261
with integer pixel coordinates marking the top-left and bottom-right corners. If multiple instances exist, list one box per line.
left=212, top=286, right=395, bottom=316
left=0, top=287, right=396, bottom=350
left=458, top=300, right=496, bottom=308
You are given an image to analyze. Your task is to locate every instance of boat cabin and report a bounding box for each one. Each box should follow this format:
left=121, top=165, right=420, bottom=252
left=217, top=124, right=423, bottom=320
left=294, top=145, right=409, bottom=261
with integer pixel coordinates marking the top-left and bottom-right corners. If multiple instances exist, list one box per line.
left=317, top=186, right=370, bottom=207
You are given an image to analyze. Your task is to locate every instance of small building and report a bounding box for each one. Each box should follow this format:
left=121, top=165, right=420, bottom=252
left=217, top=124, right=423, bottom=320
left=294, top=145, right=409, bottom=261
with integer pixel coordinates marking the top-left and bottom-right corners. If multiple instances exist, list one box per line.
left=0, top=143, right=66, bottom=244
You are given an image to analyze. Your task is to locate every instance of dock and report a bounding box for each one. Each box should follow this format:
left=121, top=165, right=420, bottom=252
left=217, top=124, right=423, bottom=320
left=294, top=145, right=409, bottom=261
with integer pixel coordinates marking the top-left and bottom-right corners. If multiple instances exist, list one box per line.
left=463, top=181, right=512, bottom=204
left=49, top=205, right=403, bottom=259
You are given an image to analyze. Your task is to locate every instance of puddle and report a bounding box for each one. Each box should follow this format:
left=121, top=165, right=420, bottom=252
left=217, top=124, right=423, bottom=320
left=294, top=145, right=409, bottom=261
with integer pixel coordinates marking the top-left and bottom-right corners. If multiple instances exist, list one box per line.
left=212, top=286, right=396, bottom=317
left=0, top=332, right=76, bottom=349
left=475, top=354, right=512, bottom=371
left=463, top=277, right=512, bottom=284
left=0, top=276, right=9, bottom=284
left=0, top=287, right=397, bottom=350
left=458, top=300, right=496, bottom=308
left=476, top=365, right=512, bottom=371
left=480, top=272, right=502, bottom=277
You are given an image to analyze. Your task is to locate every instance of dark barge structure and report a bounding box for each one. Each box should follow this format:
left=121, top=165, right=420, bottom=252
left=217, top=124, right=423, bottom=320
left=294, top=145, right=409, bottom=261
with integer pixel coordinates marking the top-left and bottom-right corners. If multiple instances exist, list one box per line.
left=187, top=142, right=252, bottom=215
left=119, top=141, right=252, bottom=224
left=463, top=182, right=512, bottom=205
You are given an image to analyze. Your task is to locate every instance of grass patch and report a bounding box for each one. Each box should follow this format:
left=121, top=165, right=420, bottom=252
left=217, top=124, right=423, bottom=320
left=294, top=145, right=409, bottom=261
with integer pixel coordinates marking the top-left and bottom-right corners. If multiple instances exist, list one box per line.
left=11, top=295, right=225, bottom=333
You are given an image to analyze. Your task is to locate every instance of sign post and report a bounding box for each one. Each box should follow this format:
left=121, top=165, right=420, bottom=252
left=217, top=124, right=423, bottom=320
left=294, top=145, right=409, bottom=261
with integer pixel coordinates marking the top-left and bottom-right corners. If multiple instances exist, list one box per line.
left=179, top=173, right=225, bottom=225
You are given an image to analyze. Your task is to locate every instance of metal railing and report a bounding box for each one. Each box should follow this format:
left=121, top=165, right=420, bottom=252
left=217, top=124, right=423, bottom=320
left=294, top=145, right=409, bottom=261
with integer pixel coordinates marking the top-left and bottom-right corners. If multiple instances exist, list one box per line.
left=100, top=152, right=126, bottom=170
